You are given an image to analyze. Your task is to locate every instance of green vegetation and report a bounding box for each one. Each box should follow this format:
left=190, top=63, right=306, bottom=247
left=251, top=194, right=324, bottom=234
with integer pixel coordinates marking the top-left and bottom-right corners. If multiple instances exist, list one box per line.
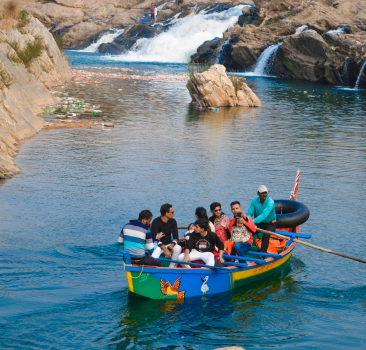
left=8, top=36, right=45, bottom=67
left=52, top=33, right=64, bottom=52
left=6, top=48, right=22, bottom=64
left=284, top=59, right=302, bottom=71
left=229, top=75, right=244, bottom=93
left=17, top=10, right=30, bottom=28
left=186, top=56, right=211, bottom=78
left=0, top=65, right=13, bottom=87
left=265, top=17, right=282, bottom=26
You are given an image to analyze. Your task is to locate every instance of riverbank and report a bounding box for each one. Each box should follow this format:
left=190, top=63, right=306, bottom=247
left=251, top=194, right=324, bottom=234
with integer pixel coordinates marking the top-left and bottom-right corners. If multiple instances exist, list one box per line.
left=0, top=11, right=72, bottom=179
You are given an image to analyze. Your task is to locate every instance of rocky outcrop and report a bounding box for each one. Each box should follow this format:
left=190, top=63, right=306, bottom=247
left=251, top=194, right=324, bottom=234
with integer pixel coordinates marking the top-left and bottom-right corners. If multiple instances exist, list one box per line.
left=0, top=13, right=72, bottom=179
left=192, top=0, right=366, bottom=87
left=21, top=0, right=246, bottom=49
left=273, top=30, right=343, bottom=83
left=98, top=23, right=163, bottom=54
left=187, top=64, right=261, bottom=108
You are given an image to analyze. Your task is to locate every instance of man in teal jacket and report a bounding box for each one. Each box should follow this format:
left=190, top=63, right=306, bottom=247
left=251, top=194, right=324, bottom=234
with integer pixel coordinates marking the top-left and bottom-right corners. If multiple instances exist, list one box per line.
left=246, top=185, right=277, bottom=253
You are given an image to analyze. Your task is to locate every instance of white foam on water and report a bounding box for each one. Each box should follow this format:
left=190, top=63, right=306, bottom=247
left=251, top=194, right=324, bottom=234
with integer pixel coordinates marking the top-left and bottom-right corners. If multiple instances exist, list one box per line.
left=81, top=29, right=125, bottom=53
left=327, top=26, right=346, bottom=35
left=104, top=5, right=247, bottom=63
left=295, top=25, right=308, bottom=35
left=354, top=61, right=366, bottom=90
left=247, top=43, right=281, bottom=77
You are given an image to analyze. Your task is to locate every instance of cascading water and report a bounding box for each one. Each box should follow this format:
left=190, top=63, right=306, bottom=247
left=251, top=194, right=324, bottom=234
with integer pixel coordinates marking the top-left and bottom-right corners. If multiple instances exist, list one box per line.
left=215, top=38, right=231, bottom=64
left=81, top=29, right=125, bottom=53
left=105, top=5, right=245, bottom=63
left=327, top=26, right=346, bottom=35
left=295, top=25, right=308, bottom=35
left=354, top=61, right=366, bottom=90
left=247, top=44, right=281, bottom=76
left=341, top=60, right=350, bottom=86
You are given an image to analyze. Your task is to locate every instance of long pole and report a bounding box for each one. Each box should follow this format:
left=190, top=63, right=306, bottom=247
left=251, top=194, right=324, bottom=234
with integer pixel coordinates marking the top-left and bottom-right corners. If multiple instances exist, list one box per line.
left=257, top=227, right=366, bottom=264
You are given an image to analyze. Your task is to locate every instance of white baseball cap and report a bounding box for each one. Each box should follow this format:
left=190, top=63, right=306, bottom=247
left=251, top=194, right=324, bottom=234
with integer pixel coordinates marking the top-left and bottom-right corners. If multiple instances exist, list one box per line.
left=258, top=185, right=268, bottom=193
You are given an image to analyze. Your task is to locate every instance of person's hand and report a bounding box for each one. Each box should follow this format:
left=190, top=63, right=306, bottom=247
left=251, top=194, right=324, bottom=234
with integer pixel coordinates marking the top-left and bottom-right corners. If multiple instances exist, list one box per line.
left=156, top=232, right=165, bottom=240
left=219, top=256, right=225, bottom=263
left=162, top=247, right=171, bottom=259
left=183, top=255, right=190, bottom=263
left=220, top=220, right=227, bottom=229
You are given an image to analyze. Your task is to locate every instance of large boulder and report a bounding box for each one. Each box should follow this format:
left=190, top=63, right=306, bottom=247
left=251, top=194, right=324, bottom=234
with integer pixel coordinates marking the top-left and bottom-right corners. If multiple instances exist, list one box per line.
left=273, top=30, right=343, bottom=84
left=187, top=64, right=261, bottom=108
left=99, top=23, right=162, bottom=54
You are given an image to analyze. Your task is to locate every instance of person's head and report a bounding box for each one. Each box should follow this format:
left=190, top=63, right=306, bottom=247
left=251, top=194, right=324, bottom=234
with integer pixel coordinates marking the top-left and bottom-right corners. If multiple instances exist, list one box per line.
left=188, top=223, right=195, bottom=232
left=194, top=218, right=209, bottom=235
left=236, top=212, right=245, bottom=227
left=160, top=203, right=174, bottom=219
left=257, top=185, right=268, bottom=203
left=195, top=207, right=208, bottom=220
left=210, top=202, right=222, bottom=217
left=138, top=210, right=153, bottom=227
left=230, top=201, right=242, bottom=216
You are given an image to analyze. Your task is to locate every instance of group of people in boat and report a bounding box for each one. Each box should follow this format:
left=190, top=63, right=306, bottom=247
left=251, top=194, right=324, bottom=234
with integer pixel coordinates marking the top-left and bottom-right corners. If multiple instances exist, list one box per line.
left=118, top=185, right=277, bottom=268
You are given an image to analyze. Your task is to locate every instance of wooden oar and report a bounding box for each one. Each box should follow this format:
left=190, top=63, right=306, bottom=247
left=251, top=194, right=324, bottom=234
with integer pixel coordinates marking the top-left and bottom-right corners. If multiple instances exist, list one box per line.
left=257, top=227, right=366, bottom=264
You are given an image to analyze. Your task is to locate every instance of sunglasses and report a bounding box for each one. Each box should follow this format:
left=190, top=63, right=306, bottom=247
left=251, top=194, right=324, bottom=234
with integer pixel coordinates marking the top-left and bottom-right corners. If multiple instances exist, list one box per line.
left=213, top=208, right=221, bottom=212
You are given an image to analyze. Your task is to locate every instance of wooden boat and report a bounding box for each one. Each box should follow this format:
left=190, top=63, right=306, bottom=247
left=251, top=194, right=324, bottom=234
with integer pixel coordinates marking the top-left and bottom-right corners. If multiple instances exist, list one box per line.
left=119, top=170, right=310, bottom=300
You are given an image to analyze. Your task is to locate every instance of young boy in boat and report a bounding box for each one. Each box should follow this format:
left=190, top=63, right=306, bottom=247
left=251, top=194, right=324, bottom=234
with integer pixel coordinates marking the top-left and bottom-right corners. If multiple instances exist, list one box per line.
left=178, top=223, right=195, bottom=247
left=224, top=213, right=253, bottom=256
left=119, top=210, right=163, bottom=267
left=221, top=201, right=256, bottom=248
left=178, top=219, right=224, bottom=267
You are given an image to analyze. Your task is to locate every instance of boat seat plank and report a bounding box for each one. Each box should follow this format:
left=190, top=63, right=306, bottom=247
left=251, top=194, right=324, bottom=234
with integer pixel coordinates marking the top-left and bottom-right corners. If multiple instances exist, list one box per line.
left=223, top=254, right=266, bottom=264
left=275, top=231, right=311, bottom=239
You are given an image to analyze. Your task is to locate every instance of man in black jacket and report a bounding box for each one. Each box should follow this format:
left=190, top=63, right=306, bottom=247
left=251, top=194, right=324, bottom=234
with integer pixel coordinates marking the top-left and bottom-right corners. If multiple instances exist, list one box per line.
left=178, top=219, right=224, bottom=268
left=151, top=203, right=182, bottom=267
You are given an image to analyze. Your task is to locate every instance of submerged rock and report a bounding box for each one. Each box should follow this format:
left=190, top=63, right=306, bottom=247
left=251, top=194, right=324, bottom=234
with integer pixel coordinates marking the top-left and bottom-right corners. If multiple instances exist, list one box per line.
left=186, top=64, right=261, bottom=108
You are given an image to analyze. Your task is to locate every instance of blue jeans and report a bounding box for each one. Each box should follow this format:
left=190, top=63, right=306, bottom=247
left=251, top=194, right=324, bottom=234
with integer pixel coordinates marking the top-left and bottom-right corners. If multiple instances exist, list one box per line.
left=234, top=242, right=251, bottom=257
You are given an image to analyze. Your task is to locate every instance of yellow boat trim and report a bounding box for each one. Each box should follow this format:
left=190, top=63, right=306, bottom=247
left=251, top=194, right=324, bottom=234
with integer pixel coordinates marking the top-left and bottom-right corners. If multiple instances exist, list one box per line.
left=126, top=271, right=134, bottom=292
left=232, top=251, right=292, bottom=282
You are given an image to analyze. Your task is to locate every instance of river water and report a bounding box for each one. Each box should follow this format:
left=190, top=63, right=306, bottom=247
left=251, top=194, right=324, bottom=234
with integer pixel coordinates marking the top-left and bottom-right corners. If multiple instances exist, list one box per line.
left=1, top=52, right=366, bottom=349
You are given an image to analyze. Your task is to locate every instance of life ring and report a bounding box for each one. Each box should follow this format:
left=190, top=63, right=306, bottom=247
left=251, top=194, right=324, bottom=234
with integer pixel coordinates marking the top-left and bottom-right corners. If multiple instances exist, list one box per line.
left=274, top=199, right=310, bottom=228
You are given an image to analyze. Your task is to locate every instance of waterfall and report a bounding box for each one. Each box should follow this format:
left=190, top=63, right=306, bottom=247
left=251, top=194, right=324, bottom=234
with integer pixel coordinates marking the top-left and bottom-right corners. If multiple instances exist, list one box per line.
left=250, top=44, right=281, bottom=76
left=341, top=60, right=350, bottom=86
left=81, top=29, right=125, bottom=53
left=327, top=26, right=346, bottom=35
left=105, top=5, right=246, bottom=63
left=295, top=25, right=308, bottom=35
left=215, top=38, right=231, bottom=64
left=354, top=61, right=366, bottom=90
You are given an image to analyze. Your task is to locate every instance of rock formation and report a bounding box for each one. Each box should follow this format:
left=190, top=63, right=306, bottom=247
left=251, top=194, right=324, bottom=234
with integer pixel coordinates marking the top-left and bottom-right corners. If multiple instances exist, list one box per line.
left=193, top=0, right=366, bottom=87
left=187, top=64, right=261, bottom=108
left=0, top=12, right=72, bottom=179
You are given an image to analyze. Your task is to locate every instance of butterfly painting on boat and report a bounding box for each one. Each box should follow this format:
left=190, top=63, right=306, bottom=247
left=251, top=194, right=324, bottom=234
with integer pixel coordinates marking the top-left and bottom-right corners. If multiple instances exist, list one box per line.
left=160, top=276, right=185, bottom=299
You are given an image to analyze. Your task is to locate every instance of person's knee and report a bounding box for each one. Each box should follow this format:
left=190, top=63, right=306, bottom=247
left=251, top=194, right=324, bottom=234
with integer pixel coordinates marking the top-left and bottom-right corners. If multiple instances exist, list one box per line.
left=174, top=244, right=182, bottom=253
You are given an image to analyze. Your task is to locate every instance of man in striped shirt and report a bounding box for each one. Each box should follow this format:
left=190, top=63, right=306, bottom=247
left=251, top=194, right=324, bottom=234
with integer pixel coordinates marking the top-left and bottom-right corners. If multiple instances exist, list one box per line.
left=119, top=210, right=162, bottom=266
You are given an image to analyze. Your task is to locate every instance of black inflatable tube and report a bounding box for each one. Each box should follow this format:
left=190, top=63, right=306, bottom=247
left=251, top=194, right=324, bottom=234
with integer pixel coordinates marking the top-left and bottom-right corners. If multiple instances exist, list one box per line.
left=274, top=199, right=310, bottom=228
